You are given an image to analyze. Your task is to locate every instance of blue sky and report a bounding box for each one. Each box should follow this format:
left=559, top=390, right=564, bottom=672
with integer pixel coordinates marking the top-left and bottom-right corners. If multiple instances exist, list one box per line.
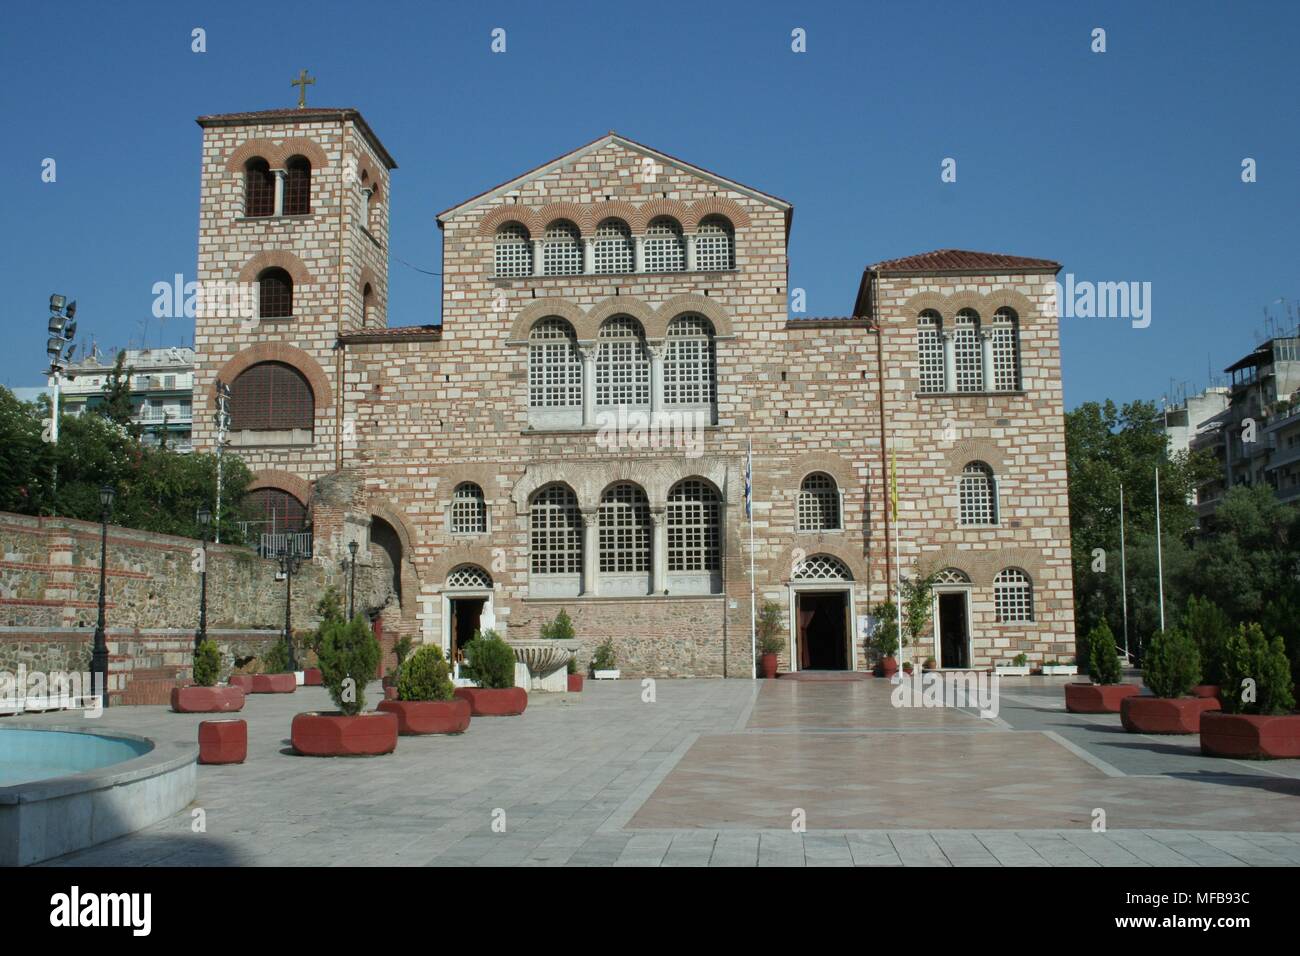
left=2, top=0, right=1296, bottom=409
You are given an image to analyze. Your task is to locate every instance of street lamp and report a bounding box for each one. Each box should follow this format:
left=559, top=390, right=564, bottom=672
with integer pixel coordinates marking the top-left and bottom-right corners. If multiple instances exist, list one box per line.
left=195, top=507, right=211, bottom=653
left=45, top=295, right=77, bottom=514
left=278, top=544, right=302, bottom=671
left=92, top=485, right=115, bottom=707
left=347, top=539, right=359, bottom=619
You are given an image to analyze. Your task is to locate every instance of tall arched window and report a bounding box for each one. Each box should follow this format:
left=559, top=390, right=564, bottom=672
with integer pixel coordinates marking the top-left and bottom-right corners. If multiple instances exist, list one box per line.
left=528, top=318, right=582, bottom=408
left=991, top=307, right=1021, bottom=391
left=494, top=222, right=532, bottom=277
left=994, top=568, right=1034, bottom=622
left=797, top=473, right=841, bottom=531
left=257, top=268, right=293, bottom=319
left=599, top=483, right=651, bottom=573
left=243, top=487, right=307, bottom=533
left=953, top=309, right=983, bottom=392
left=542, top=220, right=582, bottom=276
left=593, top=218, right=634, bottom=274
left=229, top=362, right=314, bottom=432
left=529, top=484, right=582, bottom=575
left=958, top=461, right=998, bottom=525
left=451, top=482, right=487, bottom=535
left=667, top=479, right=721, bottom=573
left=644, top=217, right=685, bottom=272
left=595, top=317, right=650, bottom=407
left=663, top=314, right=716, bottom=406
left=917, top=310, right=945, bottom=393
left=244, top=158, right=275, bottom=218
left=695, top=215, right=734, bottom=271
left=283, top=156, right=312, bottom=216
left=362, top=283, right=376, bottom=326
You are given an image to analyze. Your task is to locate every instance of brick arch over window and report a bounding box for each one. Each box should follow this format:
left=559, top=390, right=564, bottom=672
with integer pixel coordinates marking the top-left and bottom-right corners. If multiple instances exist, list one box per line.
left=536, top=202, right=592, bottom=237
left=901, top=289, right=1039, bottom=326
left=629, top=198, right=692, bottom=234
left=682, top=198, right=752, bottom=231
left=478, top=204, right=538, bottom=237
left=582, top=297, right=658, bottom=341
left=507, top=298, right=586, bottom=343
left=223, top=136, right=328, bottom=173
left=247, top=469, right=314, bottom=507
left=653, top=294, right=733, bottom=338
left=511, top=459, right=732, bottom=513
left=238, top=250, right=316, bottom=286
left=924, top=548, right=1048, bottom=587
left=587, top=201, right=640, bottom=235
left=789, top=452, right=858, bottom=496
left=943, top=440, right=1008, bottom=476
left=428, top=543, right=501, bottom=586
left=764, top=540, right=867, bottom=582
left=209, top=344, right=332, bottom=413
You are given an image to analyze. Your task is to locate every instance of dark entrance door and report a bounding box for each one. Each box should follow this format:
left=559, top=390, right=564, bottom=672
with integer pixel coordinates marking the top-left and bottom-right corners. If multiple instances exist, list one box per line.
left=449, top=597, right=485, bottom=664
left=937, top=592, right=969, bottom=668
left=797, top=591, right=849, bottom=670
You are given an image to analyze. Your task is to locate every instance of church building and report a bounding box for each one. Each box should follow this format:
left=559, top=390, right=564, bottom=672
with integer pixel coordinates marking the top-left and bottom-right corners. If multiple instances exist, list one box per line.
left=191, top=103, right=1076, bottom=677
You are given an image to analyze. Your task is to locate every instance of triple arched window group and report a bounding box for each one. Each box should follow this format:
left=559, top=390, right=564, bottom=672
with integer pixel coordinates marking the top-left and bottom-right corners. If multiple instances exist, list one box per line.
left=496, top=216, right=735, bottom=278
left=243, top=156, right=312, bottom=218
left=917, top=308, right=1022, bottom=393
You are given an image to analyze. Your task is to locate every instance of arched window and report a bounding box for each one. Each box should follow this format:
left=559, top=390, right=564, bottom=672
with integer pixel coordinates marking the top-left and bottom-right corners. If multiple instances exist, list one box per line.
left=361, top=171, right=379, bottom=231
left=283, top=156, right=311, bottom=216
left=528, top=318, right=582, bottom=408
left=664, top=314, right=716, bottom=406
left=593, top=218, right=634, bottom=274
left=667, top=479, right=720, bottom=572
left=229, top=362, right=314, bottom=432
left=530, top=484, right=582, bottom=575
left=644, top=217, right=685, bottom=272
left=797, top=473, right=841, bottom=531
left=959, top=461, right=998, bottom=525
left=934, top=568, right=971, bottom=584
left=917, top=310, right=945, bottom=393
left=992, top=308, right=1021, bottom=391
left=362, top=283, right=376, bottom=326
left=494, top=222, right=532, bottom=277
left=446, top=564, right=492, bottom=589
left=792, top=554, right=853, bottom=581
left=451, top=482, right=487, bottom=535
left=599, top=483, right=651, bottom=573
left=243, top=487, right=307, bottom=533
left=244, top=158, right=275, bottom=218
left=994, top=568, right=1034, bottom=622
left=258, top=267, right=293, bottom=319
left=542, top=220, right=582, bottom=276
left=953, top=309, right=983, bottom=392
left=695, top=216, right=734, bottom=271
left=595, top=317, right=650, bottom=407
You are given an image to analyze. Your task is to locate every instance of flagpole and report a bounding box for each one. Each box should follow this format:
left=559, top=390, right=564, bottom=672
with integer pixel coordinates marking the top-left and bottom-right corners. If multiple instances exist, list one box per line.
left=1154, top=467, right=1165, bottom=632
left=747, top=439, right=757, bottom=679
left=891, top=439, right=903, bottom=672
left=1118, top=482, right=1130, bottom=661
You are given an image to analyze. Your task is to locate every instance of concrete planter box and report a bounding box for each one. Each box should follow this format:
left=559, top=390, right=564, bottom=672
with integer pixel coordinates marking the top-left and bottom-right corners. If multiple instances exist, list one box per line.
left=198, top=719, right=247, bottom=764
left=994, top=665, right=1031, bottom=677
left=303, top=668, right=323, bottom=686
left=1041, top=665, right=1078, bottom=676
left=377, top=698, right=471, bottom=735
left=1064, top=682, right=1140, bottom=713
left=454, top=686, right=527, bottom=716
left=1121, top=695, right=1221, bottom=735
left=228, top=674, right=254, bottom=692
left=171, top=685, right=245, bottom=714
left=1200, top=712, right=1300, bottom=759
left=1191, top=684, right=1221, bottom=699
left=251, top=673, right=297, bottom=694
left=290, top=712, right=398, bottom=757
left=593, top=669, right=620, bottom=680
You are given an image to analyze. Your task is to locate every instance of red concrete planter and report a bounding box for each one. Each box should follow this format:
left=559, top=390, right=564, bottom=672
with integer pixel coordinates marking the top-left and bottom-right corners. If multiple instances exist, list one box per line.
left=171, top=685, right=245, bottom=714
left=567, top=673, right=584, bottom=692
left=291, top=711, right=398, bottom=757
left=303, top=668, right=323, bottom=686
left=1064, top=682, right=1140, bottom=713
left=251, top=673, right=297, bottom=694
left=1191, top=684, right=1221, bottom=700
left=760, top=653, right=779, bottom=679
left=383, top=686, right=398, bottom=700
left=454, top=686, right=528, bottom=716
left=198, top=718, right=247, bottom=764
left=1121, top=695, right=1221, bottom=734
left=377, top=698, right=471, bottom=735
left=228, top=674, right=254, bottom=692
left=1201, top=712, right=1300, bottom=759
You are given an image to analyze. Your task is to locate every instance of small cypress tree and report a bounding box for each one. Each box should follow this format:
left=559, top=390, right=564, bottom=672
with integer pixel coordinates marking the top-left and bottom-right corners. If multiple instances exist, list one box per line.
left=1182, top=595, right=1232, bottom=686
left=1087, top=620, right=1121, bottom=685
left=463, top=629, right=517, bottom=689
left=1141, top=626, right=1200, bottom=698
left=540, top=609, right=575, bottom=640
left=317, top=616, right=381, bottom=715
left=1221, top=623, right=1296, bottom=716
left=192, top=639, right=221, bottom=687
left=397, top=644, right=454, bottom=702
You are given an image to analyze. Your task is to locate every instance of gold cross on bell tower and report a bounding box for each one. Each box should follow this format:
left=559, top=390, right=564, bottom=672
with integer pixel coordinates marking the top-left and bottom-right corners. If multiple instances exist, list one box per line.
left=291, top=69, right=315, bottom=109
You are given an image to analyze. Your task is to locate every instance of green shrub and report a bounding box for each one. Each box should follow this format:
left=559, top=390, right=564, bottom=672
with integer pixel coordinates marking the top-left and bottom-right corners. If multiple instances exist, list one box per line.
left=1182, top=595, right=1232, bottom=686
left=540, top=609, right=575, bottom=641
left=1012, top=653, right=1028, bottom=667
left=566, top=654, right=577, bottom=675
left=757, top=600, right=784, bottom=655
left=1141, top=626, right=1200, bottom=698
left=192, top=639, right=221, bottom=687
left=261, top=637, right=292, bottom=674
left=872, top=601, right=899, bottom=658
left=397, top=645, right=454, bottom=702
left=1087, top=621, right=1121, bottom=685
left=316, top=615, right=381, bottom=715
left=1220, top=623, right=1296, bottom=716
left=393, top=635, right=414, bottom=670
left=592, top=637, right=616, bottom=671
left=463, top=629, right=516, bottom=689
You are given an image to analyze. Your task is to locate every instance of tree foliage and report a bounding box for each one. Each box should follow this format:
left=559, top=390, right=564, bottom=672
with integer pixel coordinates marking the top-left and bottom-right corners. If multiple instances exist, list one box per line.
left=1141, top=626, right=1200, bottom=698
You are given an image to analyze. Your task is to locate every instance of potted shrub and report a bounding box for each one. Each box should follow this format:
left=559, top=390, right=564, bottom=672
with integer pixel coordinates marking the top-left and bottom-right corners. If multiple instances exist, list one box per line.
left=1040, top=659, right=1078, bottom=676
left=923, top=656, right=937, bottom=672
left=566, top=654, right=583, bottom=692
left=1121, top=626, right=1220, bottom=734
left=592, top=638, right=620, bottom=680
left=454, top=630, right=527, bottom=716
left=302, top=586, right=345, bottom=687
left=901, top=661, right=914, bottom=675
left=1201, top=623, right=1300, bottom=759
left=1065, top=621, right=1139, bottom=712
left=251, top=637, right=297, bottom=694
left=377, top=645, right=470, bottom=735
left=291, top=615, right=396, bottom=756
left=872, top=600, right=899, bottom=677
left=1184, top=595, right=1230, bottom=699
left=171, top=639, right=245, bottom=713
left=756, top=600, right=784, bottom=678
left=995, top=653, right=1030, bottom=677
left=382, top=635, right=414, bottom=694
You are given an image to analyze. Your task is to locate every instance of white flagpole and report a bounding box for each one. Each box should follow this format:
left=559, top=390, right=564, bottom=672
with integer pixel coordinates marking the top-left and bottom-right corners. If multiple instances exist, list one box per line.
left=1118, top=482, right=1130, bottom=661
left=747, top=439, right=757, bottom=679
left=1154, top=467, right=1165, bottom=632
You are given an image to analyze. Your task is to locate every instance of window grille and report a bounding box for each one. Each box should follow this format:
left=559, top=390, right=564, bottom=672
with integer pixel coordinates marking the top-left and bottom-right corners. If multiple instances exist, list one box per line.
left=244, top=159, right=274, bottom=217
left=991, top=308, right=1021, bottom=391
left=283, top=157, right=311, bottom=215
left=258, top=268, right=293, bottom=319
left=595, top=317, right=650, bottom=407
left=451, top=483, right=487, bottom=534
left=958, top=462, right=998, bottom=525
left=695, top=216, right=734, bottom=271
left=494, top=222, right=532, bottom=277
left=797, top=473, right=841, bottom=531
left=792, top=554, right=852, bottom=580
left=917, top=311, right=945, bottom=393
left=644, top=217, right=685, bottom=272
left=994, top=568, right=1034, bottom=622
left=953, top=310, right=984, bottom=392
left=598, top=483, right=651, bottom=572
left=664, top=315, right=716, bottom=405
left=530, top=484, right=582, bottom=575
left=229, top=362, right=313, bottom=431
left=667, top=480, right=720, bottom=571
left=542, top=220, right=582, bottom=276
left=528, top=318, right=582, bottom=408
left=593, top=219, right=633, bottom=274
left=446, top=564, right=492, bottom=589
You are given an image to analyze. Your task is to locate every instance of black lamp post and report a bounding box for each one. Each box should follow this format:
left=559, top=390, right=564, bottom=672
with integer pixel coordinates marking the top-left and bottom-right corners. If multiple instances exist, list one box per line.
left=195, top=507, right=211, bottom=653
left=347, top=539, right=359, bottom=619
left=91, top=485, right=114, bottom=707
left=279, top=545, right=302, bottom=671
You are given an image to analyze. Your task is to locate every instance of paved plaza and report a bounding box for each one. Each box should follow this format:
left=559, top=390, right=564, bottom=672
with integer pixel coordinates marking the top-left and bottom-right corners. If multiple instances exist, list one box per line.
left=18, top=676, right=1300, bottom=867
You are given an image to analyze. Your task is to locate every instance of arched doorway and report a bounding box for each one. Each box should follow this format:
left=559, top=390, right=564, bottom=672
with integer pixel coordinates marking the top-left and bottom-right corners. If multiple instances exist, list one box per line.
left=442, top=564, right=494, bottom=666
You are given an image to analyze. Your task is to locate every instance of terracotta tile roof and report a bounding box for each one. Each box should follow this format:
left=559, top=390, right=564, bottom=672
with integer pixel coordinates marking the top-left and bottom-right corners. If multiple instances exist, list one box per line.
left=195, top=108, right=397, bottom=169
left=338, top=325, right=441, bottom=345
left=868, top=249, right=1061, bottom=275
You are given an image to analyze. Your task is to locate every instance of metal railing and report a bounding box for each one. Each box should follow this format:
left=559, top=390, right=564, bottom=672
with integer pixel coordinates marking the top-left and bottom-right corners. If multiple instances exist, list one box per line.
left=258, top=531, right=312, bottom=559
